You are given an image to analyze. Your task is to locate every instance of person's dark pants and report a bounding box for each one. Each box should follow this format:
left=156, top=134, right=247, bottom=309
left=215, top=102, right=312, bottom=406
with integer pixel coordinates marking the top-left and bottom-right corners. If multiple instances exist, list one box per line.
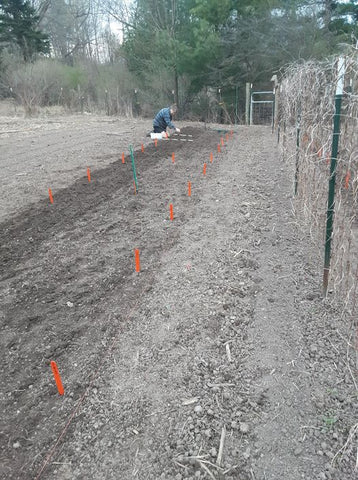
left=153, top=125, right=166, bottom=133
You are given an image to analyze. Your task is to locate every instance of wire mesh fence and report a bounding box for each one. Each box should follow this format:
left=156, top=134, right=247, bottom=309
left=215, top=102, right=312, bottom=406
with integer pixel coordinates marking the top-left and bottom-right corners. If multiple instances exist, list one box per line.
left=251, top=102, right=274, bottom=125
left=278, top=48, right=358, bottom=312
left=250, top=91, right=275, bottom=125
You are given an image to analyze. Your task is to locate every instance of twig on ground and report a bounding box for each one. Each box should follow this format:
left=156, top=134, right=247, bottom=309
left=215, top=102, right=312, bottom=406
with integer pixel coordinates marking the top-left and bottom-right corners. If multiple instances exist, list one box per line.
left=208, top=383, right=236, bottom=388
left=104, top=132, right=130, bottom=135
left=215, top=394, right=222, bottom=411
left=181, top=397, right=199, bottom=406
left=180, top=418, right=188, bottom=434
left=226, top=343, right=232, bottom=363
left=223, top=465, right=239, bottom=474
left=331, top=423, right=358, bottom=466
left=199, top=459, right=222, bottom=470
left=216, top=426, right=226, bottom=467
left=199, top=460, right=217, bottom=479
left=173, top=460, right=188, bottom=470
left=0, top=130, right=23, bottom=134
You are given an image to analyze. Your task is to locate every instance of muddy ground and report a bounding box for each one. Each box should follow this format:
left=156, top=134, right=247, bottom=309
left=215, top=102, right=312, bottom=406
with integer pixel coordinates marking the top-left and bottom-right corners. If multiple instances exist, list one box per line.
left=0, top=111, right=356, bottom=480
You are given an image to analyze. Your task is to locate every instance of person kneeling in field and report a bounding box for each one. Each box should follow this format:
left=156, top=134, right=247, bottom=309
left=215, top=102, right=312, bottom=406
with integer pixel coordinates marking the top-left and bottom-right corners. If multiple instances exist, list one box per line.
left=153, top=104, right=181, bottom=136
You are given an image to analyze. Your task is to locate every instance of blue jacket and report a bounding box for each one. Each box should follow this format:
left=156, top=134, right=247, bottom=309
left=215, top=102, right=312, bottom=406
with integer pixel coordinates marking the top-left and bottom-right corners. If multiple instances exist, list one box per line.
left=153, top=107, right=176, bottom=130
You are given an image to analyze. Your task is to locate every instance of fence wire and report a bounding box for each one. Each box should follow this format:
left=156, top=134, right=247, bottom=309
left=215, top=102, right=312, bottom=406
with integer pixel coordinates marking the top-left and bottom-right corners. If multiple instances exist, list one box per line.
left=278, top=48, right=358, bottom=312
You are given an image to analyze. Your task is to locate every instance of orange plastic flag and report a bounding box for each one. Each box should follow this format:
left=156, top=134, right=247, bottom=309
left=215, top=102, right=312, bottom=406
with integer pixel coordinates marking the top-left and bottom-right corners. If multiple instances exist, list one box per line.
left=134, top=249, right=140, bottom=272
left=50, top=361, right=64, bottom=395
left=344, top=171, right=351, bottom=189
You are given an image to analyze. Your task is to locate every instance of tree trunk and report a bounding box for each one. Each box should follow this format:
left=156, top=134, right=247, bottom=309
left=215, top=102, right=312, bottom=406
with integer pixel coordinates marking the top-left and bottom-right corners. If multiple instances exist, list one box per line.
left=174, top=66, right=179, bottom=113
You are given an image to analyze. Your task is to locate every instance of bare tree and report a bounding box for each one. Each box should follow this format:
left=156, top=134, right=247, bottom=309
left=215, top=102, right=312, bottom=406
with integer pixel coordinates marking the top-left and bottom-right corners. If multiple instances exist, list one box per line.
left=37, top=0, right=109, bottom=63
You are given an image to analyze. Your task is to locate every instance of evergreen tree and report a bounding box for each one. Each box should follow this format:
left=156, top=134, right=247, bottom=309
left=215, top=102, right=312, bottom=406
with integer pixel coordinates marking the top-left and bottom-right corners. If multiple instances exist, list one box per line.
left=327, top=1, right=358, bottom=38
left=0, top=0, right=50, bottom=61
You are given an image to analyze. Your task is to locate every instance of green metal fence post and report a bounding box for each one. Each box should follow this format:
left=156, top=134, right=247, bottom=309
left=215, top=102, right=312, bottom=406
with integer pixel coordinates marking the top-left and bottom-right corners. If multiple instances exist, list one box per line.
left=129, top=145, right=138, bottom=193
left=323, top=58, right=345, bottom=296
left=245, top=83, right=250, bottom=125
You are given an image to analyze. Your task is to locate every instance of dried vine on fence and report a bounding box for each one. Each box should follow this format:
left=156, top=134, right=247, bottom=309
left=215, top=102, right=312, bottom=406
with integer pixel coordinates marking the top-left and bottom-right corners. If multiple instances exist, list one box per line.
left=279, top=48, right=358, bottom=312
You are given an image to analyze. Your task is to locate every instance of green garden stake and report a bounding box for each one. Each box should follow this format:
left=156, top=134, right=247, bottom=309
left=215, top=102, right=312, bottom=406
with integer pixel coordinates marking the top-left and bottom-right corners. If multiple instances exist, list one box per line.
left=323, top=57, right=345, bottom=296
left=129, top=145, right=138, bottom=193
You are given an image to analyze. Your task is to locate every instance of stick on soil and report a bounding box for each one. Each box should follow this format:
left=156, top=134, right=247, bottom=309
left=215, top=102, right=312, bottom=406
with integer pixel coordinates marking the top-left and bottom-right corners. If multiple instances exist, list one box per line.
left=216, top=425, right=226, bottom=467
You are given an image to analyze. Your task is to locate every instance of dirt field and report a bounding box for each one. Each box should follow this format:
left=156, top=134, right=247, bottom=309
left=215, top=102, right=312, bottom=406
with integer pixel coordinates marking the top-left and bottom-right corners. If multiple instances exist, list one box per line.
left=0, top=110, right=356, bottom=480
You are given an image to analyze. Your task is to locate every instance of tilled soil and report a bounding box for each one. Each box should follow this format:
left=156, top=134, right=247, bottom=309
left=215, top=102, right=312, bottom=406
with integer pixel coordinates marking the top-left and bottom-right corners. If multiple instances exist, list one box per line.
left=0, top=114, right=356, bottom=480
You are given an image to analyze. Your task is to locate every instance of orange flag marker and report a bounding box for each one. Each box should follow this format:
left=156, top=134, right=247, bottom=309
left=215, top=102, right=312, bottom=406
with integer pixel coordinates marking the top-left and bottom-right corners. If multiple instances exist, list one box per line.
left=155, top=139, right=158, bottom=147
left=48, top=188, right=54, bottom=204
left=344, top=171, right=351, bottom=189
left=203, top=163, right=207, bottom=175
left=188, top=181, right=192, bottom=197
left=122, top=153, right=125, bottom=164
left=220, top=137, right=224, bottom=146
left=210, top=152, right=213, bottom=163
left=50, top=361, right=64, bottom=395
left=87, top=167, right=91, bottom=182
left=141, top=144, right=144, bottom=153
left=134, top=249, right=140, bottom=272
left=172, top=152, right=175, bottom=163
left=169, top=203, right=174, bottom=220
left=217, top=144, right=221, bottom=153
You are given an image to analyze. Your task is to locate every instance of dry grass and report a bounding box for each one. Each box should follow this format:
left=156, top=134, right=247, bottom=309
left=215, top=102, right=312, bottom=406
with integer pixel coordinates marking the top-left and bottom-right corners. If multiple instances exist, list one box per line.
left=278, top=47, right=358, bottom=313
